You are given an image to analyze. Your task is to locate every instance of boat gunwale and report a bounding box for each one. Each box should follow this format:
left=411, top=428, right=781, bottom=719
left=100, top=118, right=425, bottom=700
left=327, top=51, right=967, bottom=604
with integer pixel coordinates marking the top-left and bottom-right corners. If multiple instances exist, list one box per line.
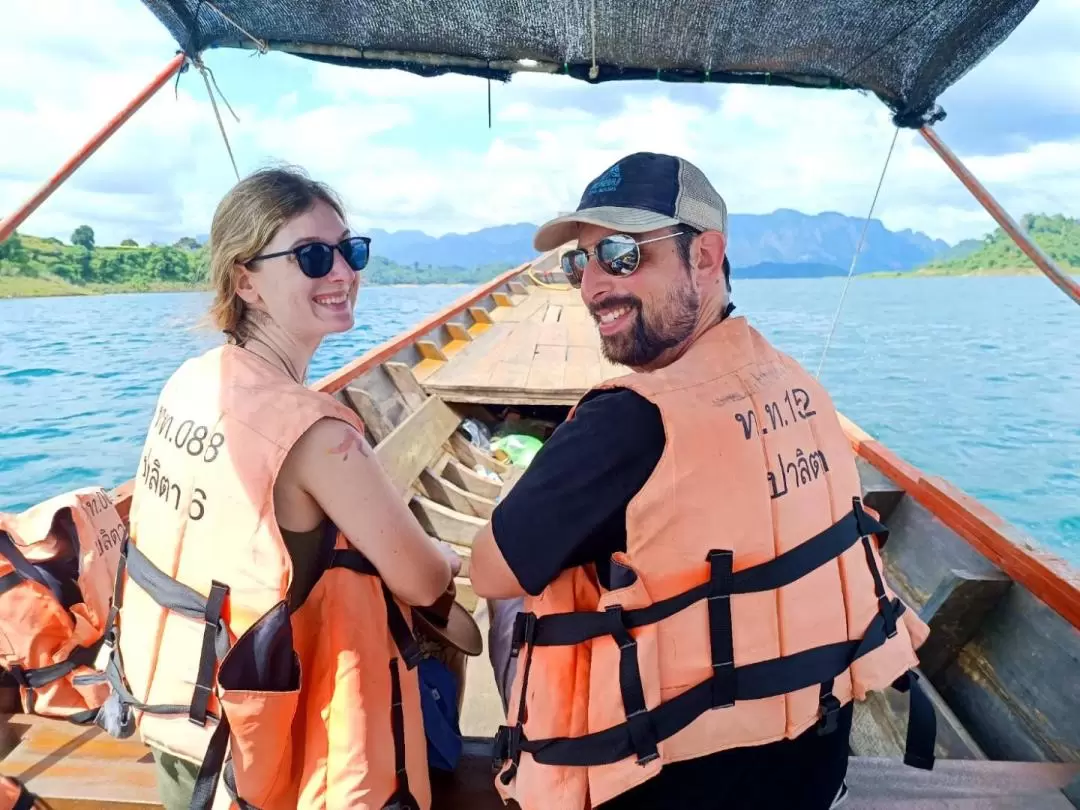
left=100, top=260, right=1079, bottom=632
left=839, top=414, right=1080, bottom=630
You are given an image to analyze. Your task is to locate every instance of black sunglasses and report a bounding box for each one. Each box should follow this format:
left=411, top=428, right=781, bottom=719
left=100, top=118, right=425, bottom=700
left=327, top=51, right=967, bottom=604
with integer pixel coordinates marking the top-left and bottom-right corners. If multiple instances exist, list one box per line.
left=249, top=236, right=371, bottom=279
left=560, top=231, right=689, bottom=287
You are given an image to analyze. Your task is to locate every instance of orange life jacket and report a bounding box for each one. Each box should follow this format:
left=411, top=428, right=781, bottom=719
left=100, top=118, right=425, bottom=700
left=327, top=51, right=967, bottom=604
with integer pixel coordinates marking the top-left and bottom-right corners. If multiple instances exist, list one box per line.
left=0, top=775, right=41, bottom=810
left=0, top=487, right=124, bottom=725
left=492, top=316, right=937, bottom=809
left=96, top=344, right=431, bottom=810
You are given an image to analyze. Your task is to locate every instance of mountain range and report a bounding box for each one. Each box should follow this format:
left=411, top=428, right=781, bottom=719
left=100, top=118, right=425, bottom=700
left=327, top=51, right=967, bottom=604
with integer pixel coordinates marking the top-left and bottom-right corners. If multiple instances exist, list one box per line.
left=358, top=210, right=958, bottom=278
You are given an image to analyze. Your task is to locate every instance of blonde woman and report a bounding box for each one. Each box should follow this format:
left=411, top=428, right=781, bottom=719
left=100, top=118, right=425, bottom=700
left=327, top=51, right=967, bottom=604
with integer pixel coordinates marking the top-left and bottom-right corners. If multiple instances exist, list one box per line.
left=102, top=167, right=457, bottom=810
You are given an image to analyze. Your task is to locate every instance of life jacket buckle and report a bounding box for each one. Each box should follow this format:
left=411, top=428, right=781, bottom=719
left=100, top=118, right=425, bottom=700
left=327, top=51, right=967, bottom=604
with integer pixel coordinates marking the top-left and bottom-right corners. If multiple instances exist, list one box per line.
left=879, top=595, right=898, bottom=638
left=817, top=692, right=842, bottom=736
left=510, top=612, right=536, bottom=657
left=491, top=723, right=522, bottom=774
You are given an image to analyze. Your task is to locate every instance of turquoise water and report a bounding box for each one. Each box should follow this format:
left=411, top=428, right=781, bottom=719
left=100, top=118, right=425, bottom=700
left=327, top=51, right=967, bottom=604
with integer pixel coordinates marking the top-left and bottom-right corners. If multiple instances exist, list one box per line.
left=1, top=277, right=1077, bottom=565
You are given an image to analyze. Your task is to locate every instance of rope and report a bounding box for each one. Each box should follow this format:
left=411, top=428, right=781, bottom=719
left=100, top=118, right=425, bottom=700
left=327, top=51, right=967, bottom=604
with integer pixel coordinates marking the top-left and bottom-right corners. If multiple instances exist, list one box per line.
left=814, top=126, right=900, bottom=379
left=195, top=59, right=241, bottom=181
left=202, top=1, right=269, bottom=53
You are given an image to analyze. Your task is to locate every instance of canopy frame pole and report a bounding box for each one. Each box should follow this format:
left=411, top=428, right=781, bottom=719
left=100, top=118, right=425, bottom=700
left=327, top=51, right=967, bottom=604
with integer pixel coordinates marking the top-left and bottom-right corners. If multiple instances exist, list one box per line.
left=0, top=52, right=188, bottom=244
left=919, top=125, right=1080, bottom=305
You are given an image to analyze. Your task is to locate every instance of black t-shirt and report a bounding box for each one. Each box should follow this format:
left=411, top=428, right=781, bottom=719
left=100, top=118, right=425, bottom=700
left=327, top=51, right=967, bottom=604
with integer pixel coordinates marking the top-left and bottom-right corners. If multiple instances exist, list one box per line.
left=491, top=387, right=851, bottom=809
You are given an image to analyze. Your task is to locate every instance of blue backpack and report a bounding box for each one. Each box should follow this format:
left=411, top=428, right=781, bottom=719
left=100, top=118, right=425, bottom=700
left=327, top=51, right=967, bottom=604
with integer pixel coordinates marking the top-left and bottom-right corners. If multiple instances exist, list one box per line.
left=418, top=657, right=462, bottom=771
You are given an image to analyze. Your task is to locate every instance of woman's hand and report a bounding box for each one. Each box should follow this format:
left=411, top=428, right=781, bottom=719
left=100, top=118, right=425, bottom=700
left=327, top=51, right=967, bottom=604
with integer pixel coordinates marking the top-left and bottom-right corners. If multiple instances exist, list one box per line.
left=434, top=540, right=463, bottom=577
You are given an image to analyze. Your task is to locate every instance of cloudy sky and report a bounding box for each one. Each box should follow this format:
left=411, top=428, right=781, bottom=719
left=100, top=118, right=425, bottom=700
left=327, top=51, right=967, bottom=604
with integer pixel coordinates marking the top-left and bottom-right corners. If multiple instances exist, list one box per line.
left=1, top=0, right=1077, bottom=248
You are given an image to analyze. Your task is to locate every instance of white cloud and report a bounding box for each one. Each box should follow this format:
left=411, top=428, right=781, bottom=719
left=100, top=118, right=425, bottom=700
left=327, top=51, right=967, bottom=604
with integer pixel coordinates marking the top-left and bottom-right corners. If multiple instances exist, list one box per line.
left=1, top=0, right=1077, bottom=249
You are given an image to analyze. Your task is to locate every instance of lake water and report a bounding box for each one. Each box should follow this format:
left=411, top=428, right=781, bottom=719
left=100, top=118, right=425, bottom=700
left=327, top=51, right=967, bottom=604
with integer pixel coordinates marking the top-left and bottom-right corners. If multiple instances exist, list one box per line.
left=1, top=277, right=1077, bottom=566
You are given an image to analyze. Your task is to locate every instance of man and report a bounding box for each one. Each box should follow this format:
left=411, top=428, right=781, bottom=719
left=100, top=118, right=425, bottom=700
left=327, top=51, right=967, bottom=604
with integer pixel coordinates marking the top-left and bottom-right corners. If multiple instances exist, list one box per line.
left=470, top=152, right=933, bottom=810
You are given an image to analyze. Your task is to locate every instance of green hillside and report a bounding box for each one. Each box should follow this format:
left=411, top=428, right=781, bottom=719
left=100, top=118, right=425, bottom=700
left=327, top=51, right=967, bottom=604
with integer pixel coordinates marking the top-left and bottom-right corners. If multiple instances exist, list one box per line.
left=912, top=214, right=1080, bottom=277
left=0, top=227, right=513, bottom=298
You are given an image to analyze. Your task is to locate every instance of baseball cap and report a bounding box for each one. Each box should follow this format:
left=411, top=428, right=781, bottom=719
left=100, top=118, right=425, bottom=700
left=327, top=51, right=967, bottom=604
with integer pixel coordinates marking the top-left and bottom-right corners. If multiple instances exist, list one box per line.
left=534, top=152, right=729, bottom=251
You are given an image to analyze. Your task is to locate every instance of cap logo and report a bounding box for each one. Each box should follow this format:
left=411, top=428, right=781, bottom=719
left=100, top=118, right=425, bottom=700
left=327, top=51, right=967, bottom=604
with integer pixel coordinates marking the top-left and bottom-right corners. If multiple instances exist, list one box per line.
left=586, top=164, right=621, bottom=195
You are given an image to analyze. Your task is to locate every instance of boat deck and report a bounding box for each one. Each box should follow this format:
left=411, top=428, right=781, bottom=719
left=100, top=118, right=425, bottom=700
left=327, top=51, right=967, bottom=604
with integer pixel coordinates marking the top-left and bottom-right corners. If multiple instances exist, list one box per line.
left=417, top=282, right=627, bottom=406
left=1, top=715, right=1076, bottom=809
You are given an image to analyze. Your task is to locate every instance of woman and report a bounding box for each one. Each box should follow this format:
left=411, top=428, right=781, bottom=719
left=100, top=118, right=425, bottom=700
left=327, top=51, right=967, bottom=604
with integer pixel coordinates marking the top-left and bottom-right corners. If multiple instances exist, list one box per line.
left=106, top=167, right=458, bottom=810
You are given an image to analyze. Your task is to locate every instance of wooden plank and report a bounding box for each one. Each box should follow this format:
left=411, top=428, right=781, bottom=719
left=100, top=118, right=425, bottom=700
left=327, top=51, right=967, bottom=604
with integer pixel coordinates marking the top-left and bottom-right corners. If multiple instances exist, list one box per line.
left=850, top=667, right=987, bottom=761
left=421, top=323, right=511, bottom=389
left=491, top=292, right=548, bottom=324
left=856, top=457, right=907, bottom=523
left=843, top=756, right=1080, bottom=807
left=485, top=320, right=540, bottom=392
left=411, top=357, right=445, bottom=382
left=374, top=396, right=462, bottom=497
left=442, top=459, right=502, bottom=500
left=536, top=320, right=568, bottom=348
left=525, top=344, right=567, bottom=391
left=342, top=385, right=395, bottom=444
left=446, top=322, right=474, bottom=342
left=418, top=386, right=588, bottom=407
left=449, top=432, right=510, bottom=477
left=936, top=587, right=1080, bottom=765
left=383, top=361, right=426, bottom=412
left=917, top=568, right=1013, bottom=678
left=417, top=340, right=449, bottom=362
left=564, top=345, right=599, bottom=393
left=312, top=263, right=528, bottom=393
left=468, top=306, right=493, bottom=324
left=542, top=304, right=562, bottom=323
left=418, top=468, right=496, bottom=519
left=440, top=338, right=471, bottom=360
left=0, top=716, right=162, bottom=808
left=409, top=494, right=486, bottom=546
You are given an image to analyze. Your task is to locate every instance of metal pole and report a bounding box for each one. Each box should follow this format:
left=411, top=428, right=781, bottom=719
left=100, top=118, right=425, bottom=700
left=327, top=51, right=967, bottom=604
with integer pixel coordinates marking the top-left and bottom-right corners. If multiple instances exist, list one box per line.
left=0, top=52, right=188, bottom=243
left=920, top=125, right=1080, bottom=306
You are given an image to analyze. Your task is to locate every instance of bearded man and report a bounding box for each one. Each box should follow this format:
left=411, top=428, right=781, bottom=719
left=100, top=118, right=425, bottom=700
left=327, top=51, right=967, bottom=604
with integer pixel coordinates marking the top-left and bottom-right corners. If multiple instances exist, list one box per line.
left=470, top=152, right=930, bottom=810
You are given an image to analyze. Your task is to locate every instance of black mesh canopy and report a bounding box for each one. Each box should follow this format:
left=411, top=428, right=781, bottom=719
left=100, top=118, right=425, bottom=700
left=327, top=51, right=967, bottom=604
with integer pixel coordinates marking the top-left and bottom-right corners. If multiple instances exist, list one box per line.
left=139, top=0, right=1039, bottom=127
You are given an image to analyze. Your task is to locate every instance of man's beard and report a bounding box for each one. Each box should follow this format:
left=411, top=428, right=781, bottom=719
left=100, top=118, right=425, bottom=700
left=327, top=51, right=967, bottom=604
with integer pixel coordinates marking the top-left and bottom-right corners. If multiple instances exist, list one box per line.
left=594, top=281, right=700, bottom=368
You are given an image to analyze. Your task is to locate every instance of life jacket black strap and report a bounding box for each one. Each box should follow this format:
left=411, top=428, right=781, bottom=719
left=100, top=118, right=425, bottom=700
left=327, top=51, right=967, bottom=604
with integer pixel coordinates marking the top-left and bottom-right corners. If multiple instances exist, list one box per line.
left=604, top=605, right=659, bottom=766
left=892, top=670, right=936, bottom=769
left=383, top=657, right=422, bottom=810
left=495, top=599, right=929, bottom=771
left=706, top=549, right=736, bottom=711
left=0, top=530, right=52, bottom=592
left=512, top=500, right=887, bottom=651
left=103, top=540, right=228, bottom=722
left=189, top=711, right=233, bottom=810
left=5, top=640, right=104, bottom=691
left=189, top=580, right=229, bottom=726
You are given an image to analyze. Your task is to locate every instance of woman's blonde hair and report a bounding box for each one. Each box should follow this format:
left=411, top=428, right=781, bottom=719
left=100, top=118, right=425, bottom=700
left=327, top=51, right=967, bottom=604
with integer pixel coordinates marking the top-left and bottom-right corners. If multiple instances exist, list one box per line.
left=207, top=166, right=346, bottom=341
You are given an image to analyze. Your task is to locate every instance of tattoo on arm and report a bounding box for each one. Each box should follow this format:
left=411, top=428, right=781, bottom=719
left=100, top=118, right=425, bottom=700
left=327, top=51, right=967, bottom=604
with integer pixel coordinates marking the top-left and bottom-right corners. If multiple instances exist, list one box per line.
left=327, top=428, right=368, bottom=461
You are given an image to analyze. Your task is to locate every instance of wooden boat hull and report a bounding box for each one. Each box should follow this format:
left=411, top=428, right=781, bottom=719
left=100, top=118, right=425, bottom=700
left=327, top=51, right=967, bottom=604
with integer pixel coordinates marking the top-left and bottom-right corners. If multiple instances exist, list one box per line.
left=3, top=254, right=1078, bottom=808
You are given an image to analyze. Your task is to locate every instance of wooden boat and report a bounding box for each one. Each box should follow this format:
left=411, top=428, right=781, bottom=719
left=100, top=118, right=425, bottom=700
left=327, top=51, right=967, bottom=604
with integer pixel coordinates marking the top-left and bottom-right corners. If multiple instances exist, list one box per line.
left=2, top=253, right=1078, bottom=808
left=3, top=0, right=1080, bottom=807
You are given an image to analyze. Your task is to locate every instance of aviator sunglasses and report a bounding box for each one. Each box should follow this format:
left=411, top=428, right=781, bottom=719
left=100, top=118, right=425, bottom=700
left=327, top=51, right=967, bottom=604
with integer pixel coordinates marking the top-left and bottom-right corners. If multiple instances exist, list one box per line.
left=249, top=235, right=371, bottom=279
left=560, top=230, right=689, bottom=287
